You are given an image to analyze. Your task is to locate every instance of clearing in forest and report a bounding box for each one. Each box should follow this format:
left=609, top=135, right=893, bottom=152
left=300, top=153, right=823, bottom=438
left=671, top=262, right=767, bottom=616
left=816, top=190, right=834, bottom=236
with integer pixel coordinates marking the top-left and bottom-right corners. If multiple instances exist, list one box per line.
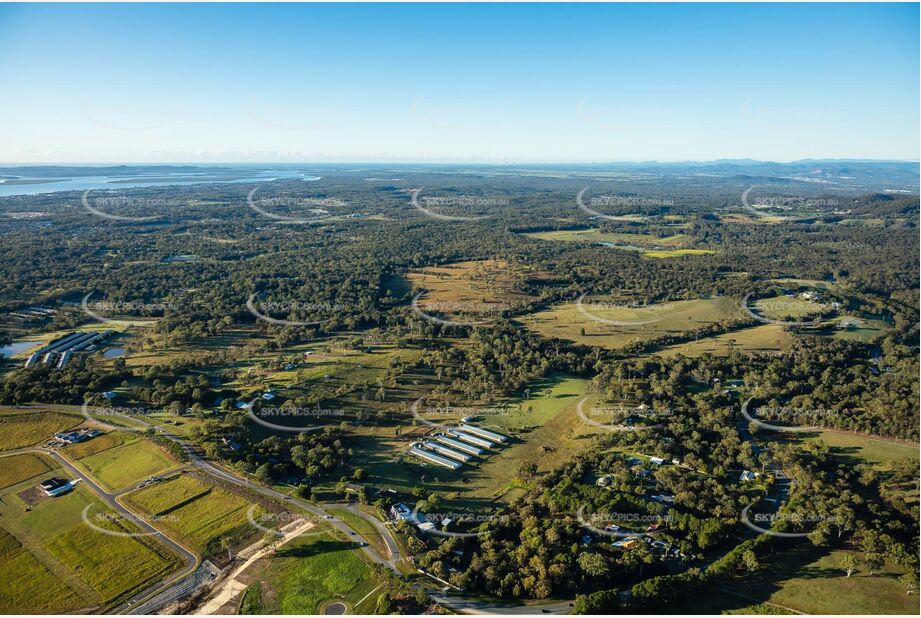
left=521, top=297, right=743, bottom=350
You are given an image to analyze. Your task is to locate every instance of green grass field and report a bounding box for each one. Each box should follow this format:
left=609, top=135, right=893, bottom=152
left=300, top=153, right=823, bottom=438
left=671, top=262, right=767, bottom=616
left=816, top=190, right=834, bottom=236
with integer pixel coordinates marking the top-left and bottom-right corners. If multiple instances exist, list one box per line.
left=752, top=295, right=826, bottom=320
left=301, top=345, right=422, bottom=389
left=325, top=508, right=389, bottom=561
left=238, top=582, right=265, bottom=614
left=72, top=435, right=180, bottom=492
left=828, top=317, right=890, bottom=343
left=643, top=248, right=717, bottom=258
left=246, top=529, right=383, bottom=614
left=0, top=479, right=183, bottom=612
left=797, top=431, right=919, bottom=468
left=471, top=376, right=592, bottom=499
left=7, top=484, right=102, bottom=542
left=0, top=527, right=20, bottom=557
left=122, top=474, right=210, bottom=513
left=44, top=518, right=180, bottom=603
left=482, top=375, right=588, bottom=433
left=678, top=545, right=917, bottom=615
left=63, top=431, right=133, bottom=459
left=525, top=228, right=687, bottom=246
left=748, top=292, right=889, bottom=344
left=248, top=344, right=424, bottom=426
left=525, top=229, right=716, bottom=258
left=341, top=374, right=590, bottom=505
left=123, top=474, right=262, bottom=554
left=0, top=540, right=85, bottom=613
left=521, top=297, right=744, bottom=350
left=770, top=278, right=837, bottom=289
left=728, top=546, right=916, bottom=614
left=0, top=453, right=54, bottom=490
left=763, top=549, right=918, bottom=614
left=393, top=375, right=591, bottom=503
left=0, top=410, right=81, bottom=451
left=655, top=323, right=793, bottom=357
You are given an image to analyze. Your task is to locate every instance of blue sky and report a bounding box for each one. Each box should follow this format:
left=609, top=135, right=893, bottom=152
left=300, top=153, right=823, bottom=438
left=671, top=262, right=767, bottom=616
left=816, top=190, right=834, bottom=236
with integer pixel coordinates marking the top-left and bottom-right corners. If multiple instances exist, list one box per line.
left=0, top=2, right=917, bottom=163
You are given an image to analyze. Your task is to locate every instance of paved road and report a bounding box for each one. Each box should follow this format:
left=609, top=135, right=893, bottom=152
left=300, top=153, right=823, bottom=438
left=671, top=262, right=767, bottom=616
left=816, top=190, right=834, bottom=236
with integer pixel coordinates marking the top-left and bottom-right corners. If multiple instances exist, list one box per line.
left=155, top=430, right=582, bottom=614
left=737, top=399, right=794, bottom=536
left=0, top=447, right=200, bottom=614
left=17, top=406, right=562, bottom=613
left=78, top=410, right=576, bottom=614
left=321, top=500, right=402, bottom=562
left=431, top=591, right=574, bottom=615
left=738, top=398, right=794, bottom=498
left=157, top=431, right=404, bottom=571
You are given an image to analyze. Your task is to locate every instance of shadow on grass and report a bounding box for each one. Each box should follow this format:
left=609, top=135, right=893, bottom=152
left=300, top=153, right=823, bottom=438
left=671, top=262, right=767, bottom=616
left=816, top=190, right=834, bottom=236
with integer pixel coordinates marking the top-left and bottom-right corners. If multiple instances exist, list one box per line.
left=671, top=540, right=835, bottom=614
left=274, top=538, right=361, bottom=559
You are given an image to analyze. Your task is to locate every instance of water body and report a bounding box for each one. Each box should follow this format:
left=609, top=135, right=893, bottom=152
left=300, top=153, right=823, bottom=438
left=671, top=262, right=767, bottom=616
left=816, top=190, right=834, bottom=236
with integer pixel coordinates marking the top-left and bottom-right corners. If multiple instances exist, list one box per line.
left=103, top=347, right=126, bottom=358
left=0, top=340, right=41, bottom=358
left=597, top=242, right=646, bottom=251
left=0, top=169, right=321, bottom=197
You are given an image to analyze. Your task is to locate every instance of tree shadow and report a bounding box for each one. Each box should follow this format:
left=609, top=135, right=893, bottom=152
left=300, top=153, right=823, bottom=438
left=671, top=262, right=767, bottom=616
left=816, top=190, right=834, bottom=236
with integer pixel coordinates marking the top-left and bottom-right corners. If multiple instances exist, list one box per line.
left=273, top=538, right=361, bottom=559
left=673, top=541, right=836, bottom=614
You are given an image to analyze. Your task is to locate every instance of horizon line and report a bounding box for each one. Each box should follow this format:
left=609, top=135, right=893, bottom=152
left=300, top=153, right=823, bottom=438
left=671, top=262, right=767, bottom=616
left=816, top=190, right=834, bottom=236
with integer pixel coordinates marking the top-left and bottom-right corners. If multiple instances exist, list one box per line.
left=1, top=158, right=918, bottom=167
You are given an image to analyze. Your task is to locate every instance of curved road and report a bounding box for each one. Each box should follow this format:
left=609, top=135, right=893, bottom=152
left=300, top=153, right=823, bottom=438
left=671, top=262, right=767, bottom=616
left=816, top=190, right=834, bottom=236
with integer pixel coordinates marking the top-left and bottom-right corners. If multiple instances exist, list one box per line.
left=157, top=431, right=404, bottom=570
left=430, top=592, right=574, bottom=615
left=0, top=447, right=199, bottom=613
left=321, top=500, right=402, bottom=562
left=78, top=408, right=573, bottom=614
left=155, top=429, right=578, bottom=614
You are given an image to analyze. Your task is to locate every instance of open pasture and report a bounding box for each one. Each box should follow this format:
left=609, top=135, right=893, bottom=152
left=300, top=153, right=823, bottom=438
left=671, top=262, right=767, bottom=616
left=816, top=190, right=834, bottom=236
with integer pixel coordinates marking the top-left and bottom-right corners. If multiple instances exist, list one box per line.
left=643, top=248, right=717, bottom=258
left=525, top=228, right=687, bottom=246
left=0, top=479, right=181, bottom=612
left=0, top=453, right=55, bottom=490
left=71, top=434, right=180, bottom=492
left=827, top=316, right=890, bottom=343
left=0, top=409, right=82, bottom=451
left=0, top=537, right=85, bottom=614
left=524, top=229, right=715, bottom=258
left=713, top=546, right=918, bottom=614
left=400, top=259, right=548, bottom=321
left=123, top=474, right=263, bottom=554
left=245, top=343, right=425, bottom=433
left=350, top=375, right=591, bottom=504
left=655, top=324, right=793, bottom=357
left=773, top=430, right=919, bottom=469
left=751, top=295, right=827, bottom=320
left=62, top=430, right=133, bottom=459
left=241, top=529, right=384, bottom=615
left=44, top=516, right=180, bottom=604
left=521, top=297, right=743, bottom=350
